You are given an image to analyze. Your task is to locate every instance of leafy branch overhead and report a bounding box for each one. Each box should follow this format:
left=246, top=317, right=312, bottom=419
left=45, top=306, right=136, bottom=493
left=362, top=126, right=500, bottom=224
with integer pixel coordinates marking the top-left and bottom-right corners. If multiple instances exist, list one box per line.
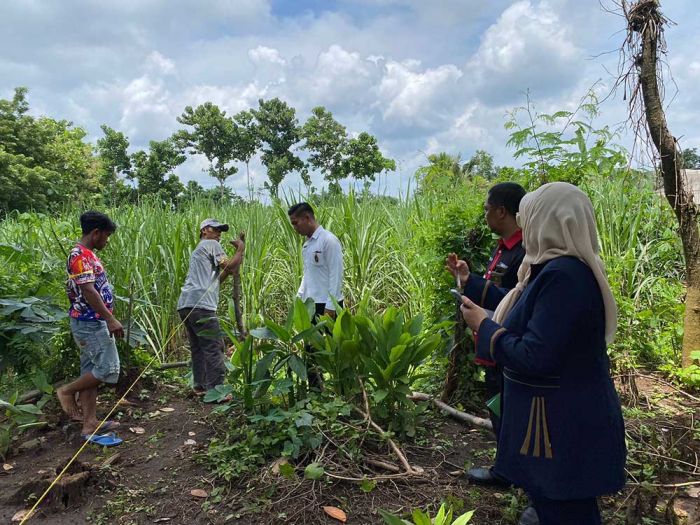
left=302, top=106, right=396, bottom=193
left=1, top=88, right=397, bottom=210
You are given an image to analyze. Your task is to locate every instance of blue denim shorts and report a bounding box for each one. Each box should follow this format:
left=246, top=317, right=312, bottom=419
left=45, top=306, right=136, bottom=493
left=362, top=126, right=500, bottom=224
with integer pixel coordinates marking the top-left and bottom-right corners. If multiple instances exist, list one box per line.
left=70, top=318, right=121, bottom=384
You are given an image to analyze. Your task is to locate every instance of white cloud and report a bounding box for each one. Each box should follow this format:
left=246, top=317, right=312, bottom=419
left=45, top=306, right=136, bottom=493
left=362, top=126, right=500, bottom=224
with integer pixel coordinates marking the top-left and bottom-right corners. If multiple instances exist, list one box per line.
left=248, top=45, right=286, bottom=66
left=305, top=45, right=378, bottom=106
left=1, top=0, right=699, bottom=196
left=469, top=0, right=582, bottom=103
left=378, top=61, right=463, bottom=128
left=145, top=51, right=176, bottom=75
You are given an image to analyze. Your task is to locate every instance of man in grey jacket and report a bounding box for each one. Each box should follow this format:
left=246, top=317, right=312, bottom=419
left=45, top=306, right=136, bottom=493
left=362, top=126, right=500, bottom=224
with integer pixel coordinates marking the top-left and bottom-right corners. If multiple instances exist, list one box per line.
left=177, top=218, right=244, bottom=395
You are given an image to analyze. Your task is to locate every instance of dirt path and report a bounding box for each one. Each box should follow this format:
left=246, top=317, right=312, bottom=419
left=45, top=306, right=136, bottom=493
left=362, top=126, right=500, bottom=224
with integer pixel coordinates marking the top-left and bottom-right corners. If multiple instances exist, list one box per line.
left=1, top=387, right=218, bottom=524
left=2, top=374, right=699, bottom=524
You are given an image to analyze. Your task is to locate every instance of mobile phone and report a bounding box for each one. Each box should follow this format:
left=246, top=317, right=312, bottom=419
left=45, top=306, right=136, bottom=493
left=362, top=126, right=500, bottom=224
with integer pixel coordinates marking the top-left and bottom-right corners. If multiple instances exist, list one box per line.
left=449, top=288, right=465, bottom=305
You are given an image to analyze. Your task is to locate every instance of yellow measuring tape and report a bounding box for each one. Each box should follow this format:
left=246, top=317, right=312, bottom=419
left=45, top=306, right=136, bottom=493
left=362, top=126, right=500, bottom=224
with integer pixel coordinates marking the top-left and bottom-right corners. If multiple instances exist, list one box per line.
left=20, top=252, right=242, bottom=523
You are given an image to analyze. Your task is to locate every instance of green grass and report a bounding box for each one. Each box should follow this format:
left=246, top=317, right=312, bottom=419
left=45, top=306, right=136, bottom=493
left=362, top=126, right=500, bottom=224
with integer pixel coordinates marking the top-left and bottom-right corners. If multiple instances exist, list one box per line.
left=0, top=177, right=686, bottom=378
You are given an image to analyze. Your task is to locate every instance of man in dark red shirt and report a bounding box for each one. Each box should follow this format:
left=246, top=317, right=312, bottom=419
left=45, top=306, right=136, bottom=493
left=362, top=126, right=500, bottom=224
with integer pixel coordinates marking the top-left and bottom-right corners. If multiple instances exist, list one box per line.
left=447, top=182, right=526, bottom=486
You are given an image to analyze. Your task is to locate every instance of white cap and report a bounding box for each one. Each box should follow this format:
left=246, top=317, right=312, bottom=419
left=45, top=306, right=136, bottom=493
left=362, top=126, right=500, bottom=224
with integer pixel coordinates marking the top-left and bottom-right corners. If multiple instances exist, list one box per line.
left=199, top=218, right=229, bottom=232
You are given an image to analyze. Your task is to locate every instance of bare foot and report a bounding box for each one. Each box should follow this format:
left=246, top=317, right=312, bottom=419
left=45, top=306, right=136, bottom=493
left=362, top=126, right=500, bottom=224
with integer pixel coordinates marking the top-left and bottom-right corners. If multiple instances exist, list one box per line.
left=71, top=393, right=84, bottom=421
left=82, top=419, right=120, bottom=435
left=56, top=388, right=80, bottom=419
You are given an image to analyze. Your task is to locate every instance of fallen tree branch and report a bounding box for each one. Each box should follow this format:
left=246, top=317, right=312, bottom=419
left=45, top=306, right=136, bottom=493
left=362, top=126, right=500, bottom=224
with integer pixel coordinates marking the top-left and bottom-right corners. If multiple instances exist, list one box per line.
left=365, top=458, right=401, bottom=473
left=628, top=480, right=700, bottom=488
left=411, top=392, right=493, bottom=431
left=632, top=373, right=700, bottom=403
left=324, top=471, right=426, bottom=482
left=157, top=360, right=190, bottom=370
left=355, top=380, right=423, bottom=475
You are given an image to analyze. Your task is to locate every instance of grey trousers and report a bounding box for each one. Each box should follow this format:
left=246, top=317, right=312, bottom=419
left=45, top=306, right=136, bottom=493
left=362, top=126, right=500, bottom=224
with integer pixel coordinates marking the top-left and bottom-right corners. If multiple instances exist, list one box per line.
left=178, top=308, right=225, bottom=391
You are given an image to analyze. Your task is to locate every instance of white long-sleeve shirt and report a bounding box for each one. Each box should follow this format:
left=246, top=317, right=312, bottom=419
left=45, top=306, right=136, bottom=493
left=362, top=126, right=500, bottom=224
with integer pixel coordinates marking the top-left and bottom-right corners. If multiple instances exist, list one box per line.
left=297, top=226, right=344, bottom=310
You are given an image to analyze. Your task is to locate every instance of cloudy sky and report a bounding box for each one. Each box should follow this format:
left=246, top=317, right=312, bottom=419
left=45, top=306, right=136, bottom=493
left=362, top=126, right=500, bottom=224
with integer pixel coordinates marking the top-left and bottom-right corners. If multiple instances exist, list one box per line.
left=1, top=0, right=698, bottom=196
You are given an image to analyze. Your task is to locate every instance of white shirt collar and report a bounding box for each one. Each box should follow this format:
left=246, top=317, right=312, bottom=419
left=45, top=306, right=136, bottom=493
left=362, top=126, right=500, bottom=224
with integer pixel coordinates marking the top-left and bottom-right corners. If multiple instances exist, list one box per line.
left=309, top=225, right=325, bottom=240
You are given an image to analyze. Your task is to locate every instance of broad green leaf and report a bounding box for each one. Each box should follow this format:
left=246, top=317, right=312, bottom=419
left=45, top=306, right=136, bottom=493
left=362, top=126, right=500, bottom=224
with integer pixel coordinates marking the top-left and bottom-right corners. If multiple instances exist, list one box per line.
left=203, top=384, right=233, bottom=403
left=373, top=389, right=389, bottom=403
left=15, top=404, right=42, bottom=415
left=288, top=354, right=308, bottom=381
left=292, top=297, right=312, bottom=332
left=291, top=323, right=326, bottom=345
left=378, top=509, right=409, bottom=525
left=303, top=462, right=325, bottom=480
left=389, top=344, right=407, bottom=363
left=411, top=509, right=431, bottom=525
left=294, top=411, right=313, bottom=428
left=279, top=462, right=296, bottom=479
left=253, top=352, right=277, bottom=382
left=263, top=320, right=291, bottom=342
left=359, top=478, right=377, bottom=493
left=434, top=503, right=447, bottom=525
left=451, top=510, right=475, bottom=525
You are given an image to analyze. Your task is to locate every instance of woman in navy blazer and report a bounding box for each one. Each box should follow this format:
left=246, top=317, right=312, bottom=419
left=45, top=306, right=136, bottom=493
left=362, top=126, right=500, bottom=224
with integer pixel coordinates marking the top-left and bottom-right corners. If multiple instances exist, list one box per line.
left=458, top=182, right=626, bottom=525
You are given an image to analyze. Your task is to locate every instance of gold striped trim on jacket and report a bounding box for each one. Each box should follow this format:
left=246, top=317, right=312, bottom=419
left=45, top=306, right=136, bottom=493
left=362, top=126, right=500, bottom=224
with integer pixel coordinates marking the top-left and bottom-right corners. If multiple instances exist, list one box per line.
left=480, top=280, right=492, bottom=306
left=519, top=396, right=553, bottom=459
left=489, top=327, right=507, bottom=361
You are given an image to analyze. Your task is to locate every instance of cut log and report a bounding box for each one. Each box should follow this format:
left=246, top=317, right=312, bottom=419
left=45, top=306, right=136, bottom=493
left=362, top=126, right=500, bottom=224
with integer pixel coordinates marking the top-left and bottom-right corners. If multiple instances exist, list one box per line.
left=158, top=360, right=191, bottom=370
left=411, top=392, right=493, bottom=430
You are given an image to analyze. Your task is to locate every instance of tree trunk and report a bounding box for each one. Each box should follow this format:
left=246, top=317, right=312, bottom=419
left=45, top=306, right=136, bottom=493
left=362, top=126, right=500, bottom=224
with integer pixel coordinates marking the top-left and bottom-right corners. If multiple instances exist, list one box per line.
left=441, top=308, right=470, bottom=402
left=232, top=231, right=246, bottom=339
left=634, top=0, right=700, bottom=366
left=246, top=160, right=252, bottom=202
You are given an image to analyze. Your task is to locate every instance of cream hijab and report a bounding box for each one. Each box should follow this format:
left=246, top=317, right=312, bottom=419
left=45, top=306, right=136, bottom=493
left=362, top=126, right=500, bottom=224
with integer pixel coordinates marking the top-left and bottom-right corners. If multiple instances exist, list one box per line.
left=492, top=182, right=617, bottom=344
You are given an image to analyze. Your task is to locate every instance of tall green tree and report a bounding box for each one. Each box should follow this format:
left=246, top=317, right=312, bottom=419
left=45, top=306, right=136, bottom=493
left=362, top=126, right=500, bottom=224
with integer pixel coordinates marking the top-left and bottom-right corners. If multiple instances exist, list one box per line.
left=415, top=153, right=465, bottom=195
left=681, top=147, right=700, bottom=170
left=95, top=125, right=133, bottom=204
left=232, top=110, right=260, bottom=200
left=131, top=139, right=185, bottom=202
left=0, top=87, right=100, bottom=214
left=175, top=103, right=241, bottom=198
left=251, top=98, right=304, bottom=198
left=96, top=125, right=132, bottom=184
left=301, top=106, right=349, bottom=193
left=341, top=132, right=396, bottom=185
left=462, top=150, right=498, bottom=180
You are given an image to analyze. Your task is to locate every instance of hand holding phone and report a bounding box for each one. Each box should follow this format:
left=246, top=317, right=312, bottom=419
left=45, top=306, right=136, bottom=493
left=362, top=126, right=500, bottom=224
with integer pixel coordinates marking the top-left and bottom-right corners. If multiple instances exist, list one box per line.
left=449, top=288, right=465, bottom=305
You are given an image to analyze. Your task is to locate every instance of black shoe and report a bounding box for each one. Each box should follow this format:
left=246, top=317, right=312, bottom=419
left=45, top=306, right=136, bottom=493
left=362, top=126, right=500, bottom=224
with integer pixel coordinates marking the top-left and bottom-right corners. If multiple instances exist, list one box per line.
left=466, top=467, right=509, bottom=487
left=518, top=506, right=539, bottom=525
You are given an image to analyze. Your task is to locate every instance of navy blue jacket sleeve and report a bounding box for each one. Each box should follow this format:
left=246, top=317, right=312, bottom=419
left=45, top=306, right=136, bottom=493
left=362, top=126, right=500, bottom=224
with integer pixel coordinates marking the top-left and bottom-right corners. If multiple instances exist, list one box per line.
left=475, top=266, right=593, bottom=377
left=463, top=273, right=510, bottom=311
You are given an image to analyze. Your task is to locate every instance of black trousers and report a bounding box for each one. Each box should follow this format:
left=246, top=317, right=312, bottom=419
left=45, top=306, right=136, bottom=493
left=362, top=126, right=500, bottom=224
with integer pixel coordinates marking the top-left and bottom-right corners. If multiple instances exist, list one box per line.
left=306, top=302, right=343, bottom=388
left=484, top=364, right=503, bottom=439
left=179, top=308, right=225, bottom=391
left=530, top=496, right=601, bottom=525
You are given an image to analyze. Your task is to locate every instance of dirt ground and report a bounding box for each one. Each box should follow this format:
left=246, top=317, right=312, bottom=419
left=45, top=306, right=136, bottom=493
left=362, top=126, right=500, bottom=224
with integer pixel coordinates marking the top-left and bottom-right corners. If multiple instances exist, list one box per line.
left=1, top=373, right=699, bottom=525
left=0, top=384, right=219, bottom=525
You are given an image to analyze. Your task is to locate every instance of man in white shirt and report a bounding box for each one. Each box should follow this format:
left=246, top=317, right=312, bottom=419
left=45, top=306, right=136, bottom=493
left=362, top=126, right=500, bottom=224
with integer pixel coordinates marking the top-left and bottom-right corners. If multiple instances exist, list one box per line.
left=288, top=202, right=344, bottom=386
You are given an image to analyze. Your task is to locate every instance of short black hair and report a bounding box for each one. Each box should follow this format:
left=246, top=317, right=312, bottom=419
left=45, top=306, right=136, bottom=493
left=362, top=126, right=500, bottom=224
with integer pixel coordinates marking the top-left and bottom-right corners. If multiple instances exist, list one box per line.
left=288, top=202, right=315, bottom=218
left=80, top=211, right=117, bottom=235
left=487, top=183, right=526, bottom=217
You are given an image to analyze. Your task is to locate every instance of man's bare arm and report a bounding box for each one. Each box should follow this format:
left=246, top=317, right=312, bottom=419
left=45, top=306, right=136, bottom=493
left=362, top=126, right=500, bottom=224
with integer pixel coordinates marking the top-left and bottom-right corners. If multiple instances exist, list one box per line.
left=220, top=239, right=245, bottom=282
left=77, top=283, right=124, bottom=337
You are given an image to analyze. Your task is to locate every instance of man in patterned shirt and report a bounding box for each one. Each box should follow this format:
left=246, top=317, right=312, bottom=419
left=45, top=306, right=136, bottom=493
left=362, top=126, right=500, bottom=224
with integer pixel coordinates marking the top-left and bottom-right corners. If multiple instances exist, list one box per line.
left=57, top=211, right=124, bottom=440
